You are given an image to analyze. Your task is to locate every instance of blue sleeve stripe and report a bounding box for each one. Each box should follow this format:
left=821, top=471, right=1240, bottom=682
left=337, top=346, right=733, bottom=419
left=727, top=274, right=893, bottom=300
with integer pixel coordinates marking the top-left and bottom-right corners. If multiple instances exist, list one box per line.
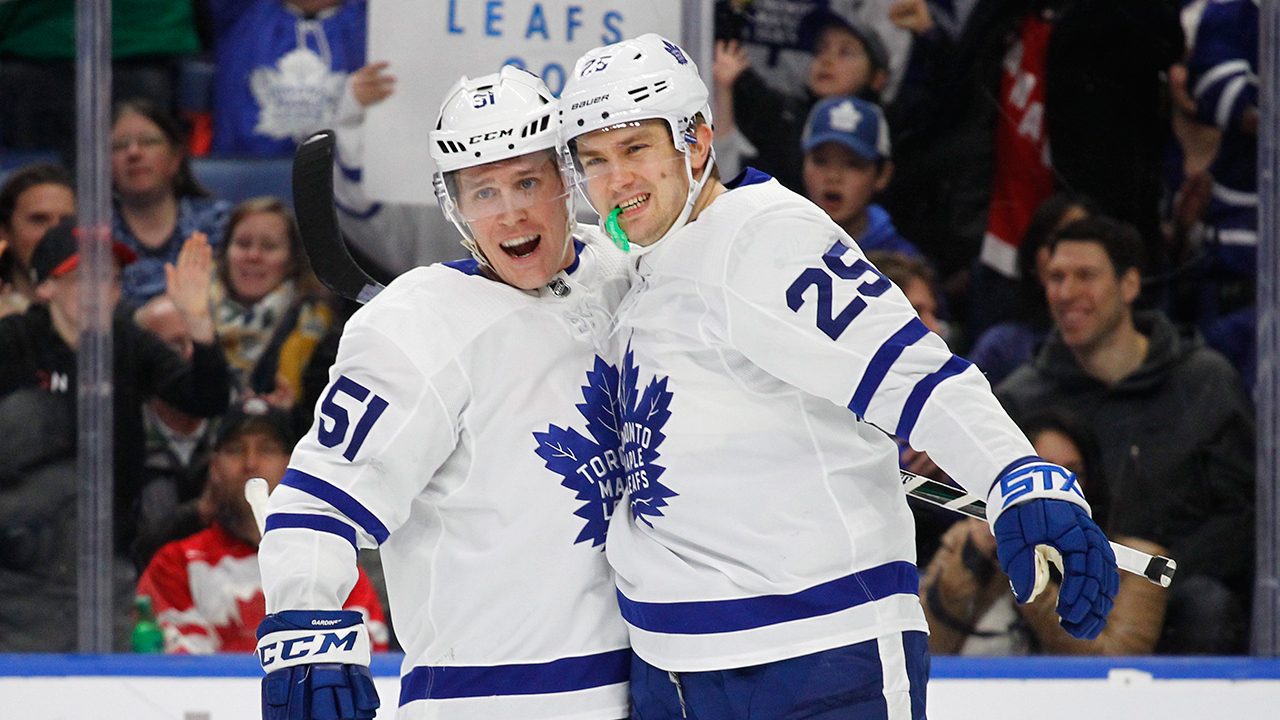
left=848, top=319, right=930, bottom=417
left=397, top=648, right=629, bottom=702
left=616, top=561, right=918, bottom=635
left=280, top=469, right=390, bottom=544
left=895, top=355, right=973, bottom=442
left=264, top=513, right=358, bottom=551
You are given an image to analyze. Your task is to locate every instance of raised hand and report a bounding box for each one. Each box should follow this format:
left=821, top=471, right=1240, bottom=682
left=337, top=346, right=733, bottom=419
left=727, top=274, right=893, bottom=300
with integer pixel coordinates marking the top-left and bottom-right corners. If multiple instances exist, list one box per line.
left=713, top=39, right=750, bottom=91
left=165, top=231, right=216, bottom=344
left=351, top=61, right=396, bottom=109
left=888, top=0, right=934, bottom=35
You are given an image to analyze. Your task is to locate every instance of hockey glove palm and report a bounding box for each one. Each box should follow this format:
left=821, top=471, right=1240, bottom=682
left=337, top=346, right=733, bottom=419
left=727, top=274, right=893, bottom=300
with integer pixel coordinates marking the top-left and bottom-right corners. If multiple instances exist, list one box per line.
left=987, top=459, right=1120, bottom=640
left=257, top=610, right=380, bottom=720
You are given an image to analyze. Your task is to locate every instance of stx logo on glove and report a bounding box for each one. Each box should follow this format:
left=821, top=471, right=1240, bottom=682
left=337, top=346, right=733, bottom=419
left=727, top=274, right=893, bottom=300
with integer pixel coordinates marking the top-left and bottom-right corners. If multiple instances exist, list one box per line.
left=259, top=630, right=359, bottom=667
left=999, top=463, right=1083, bottom=505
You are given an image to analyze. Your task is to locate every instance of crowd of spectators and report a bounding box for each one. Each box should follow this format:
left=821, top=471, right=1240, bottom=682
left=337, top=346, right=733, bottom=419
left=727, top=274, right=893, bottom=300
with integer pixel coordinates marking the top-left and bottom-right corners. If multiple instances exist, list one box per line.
left=0, top=0, right=1263, bottom=656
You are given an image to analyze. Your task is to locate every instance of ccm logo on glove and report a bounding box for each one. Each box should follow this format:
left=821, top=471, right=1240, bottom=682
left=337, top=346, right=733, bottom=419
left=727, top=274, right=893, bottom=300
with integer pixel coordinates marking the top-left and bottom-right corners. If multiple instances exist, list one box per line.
left=259, top=630, right=359, bottom=666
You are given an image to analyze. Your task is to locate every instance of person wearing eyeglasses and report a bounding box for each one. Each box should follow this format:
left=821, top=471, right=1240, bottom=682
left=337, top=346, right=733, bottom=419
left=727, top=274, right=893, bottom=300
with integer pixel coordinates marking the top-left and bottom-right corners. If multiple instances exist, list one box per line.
left=111, top=98, right=232, bottom=304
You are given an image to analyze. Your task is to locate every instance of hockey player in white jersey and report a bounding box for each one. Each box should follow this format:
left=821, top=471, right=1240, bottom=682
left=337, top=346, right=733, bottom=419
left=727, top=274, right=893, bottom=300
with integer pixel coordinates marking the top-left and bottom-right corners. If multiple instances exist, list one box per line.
left=560, top=35, right=1120, bottom=718
left=254, top=66, right=632, bottom=720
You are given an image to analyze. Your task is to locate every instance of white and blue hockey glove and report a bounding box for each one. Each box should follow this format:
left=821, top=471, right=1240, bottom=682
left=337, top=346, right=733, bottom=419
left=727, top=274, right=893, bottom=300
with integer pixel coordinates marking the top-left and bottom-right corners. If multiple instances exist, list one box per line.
left=257, top=610, right=379, bottom=720
left=986, top=458, right=1120, bottom=640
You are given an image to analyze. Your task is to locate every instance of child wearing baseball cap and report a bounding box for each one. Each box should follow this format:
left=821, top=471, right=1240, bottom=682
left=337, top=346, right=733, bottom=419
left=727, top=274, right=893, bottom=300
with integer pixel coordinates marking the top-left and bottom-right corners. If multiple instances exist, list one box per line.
left=801, top=95, right=920, bottom=259
left=714, top=10, right=890, bottom=192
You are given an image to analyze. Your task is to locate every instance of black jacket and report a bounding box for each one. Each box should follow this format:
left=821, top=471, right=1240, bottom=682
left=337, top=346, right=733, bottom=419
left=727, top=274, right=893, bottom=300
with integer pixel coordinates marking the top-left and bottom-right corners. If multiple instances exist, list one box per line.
left=996, top=311, right=1255, bottom=592
left=0, top=303, right=231, bottom=550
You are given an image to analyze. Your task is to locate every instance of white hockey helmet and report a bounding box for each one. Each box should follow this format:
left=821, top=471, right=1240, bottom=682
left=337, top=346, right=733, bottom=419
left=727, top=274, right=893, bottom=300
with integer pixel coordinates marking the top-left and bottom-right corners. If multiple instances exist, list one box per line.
left=429, top=66, right=573, bottom=268
left=559, top=34, right=715, bottom=252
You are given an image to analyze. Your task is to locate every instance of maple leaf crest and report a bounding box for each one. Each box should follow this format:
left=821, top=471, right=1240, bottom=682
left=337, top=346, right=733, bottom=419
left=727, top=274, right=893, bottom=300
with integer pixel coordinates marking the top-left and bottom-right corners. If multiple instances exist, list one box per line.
left=534, top=356, right=626, bottom=549
left=617, top=344, right=678, bottom=527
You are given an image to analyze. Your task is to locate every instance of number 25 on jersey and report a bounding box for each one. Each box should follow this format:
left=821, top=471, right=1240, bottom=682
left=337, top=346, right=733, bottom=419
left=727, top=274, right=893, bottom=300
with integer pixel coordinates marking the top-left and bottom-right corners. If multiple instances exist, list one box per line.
left=318, top=376, right=389, bottom=461
left=786, top=242, right=892, bottom=341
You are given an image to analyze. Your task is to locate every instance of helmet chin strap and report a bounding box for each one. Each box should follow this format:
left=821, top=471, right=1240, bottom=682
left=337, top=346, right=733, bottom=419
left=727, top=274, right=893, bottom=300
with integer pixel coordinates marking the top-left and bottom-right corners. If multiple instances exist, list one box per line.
left=607, top=145, right=716, bottom=257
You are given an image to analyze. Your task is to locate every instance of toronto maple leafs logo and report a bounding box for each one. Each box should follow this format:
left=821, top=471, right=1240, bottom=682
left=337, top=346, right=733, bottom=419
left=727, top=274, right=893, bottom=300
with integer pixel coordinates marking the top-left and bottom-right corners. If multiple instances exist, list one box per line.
left=617, top=344, right=678, bottom=527
left=250, top=47, right=348, bottom=141
left=535, top=356, right=626, bottom=549
left=662, top=39, right=689, bottom=65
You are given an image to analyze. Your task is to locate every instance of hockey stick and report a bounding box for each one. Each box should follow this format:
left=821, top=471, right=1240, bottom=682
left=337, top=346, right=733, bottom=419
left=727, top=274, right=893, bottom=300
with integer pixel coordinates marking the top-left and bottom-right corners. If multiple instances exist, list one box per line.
left=293, top=130, right=385, bottom=304
left=246, top=477, right=270, bottom=536
left=900, top=469, right=1176, bottom=587
left=289, top=129, right=1175, bottom=589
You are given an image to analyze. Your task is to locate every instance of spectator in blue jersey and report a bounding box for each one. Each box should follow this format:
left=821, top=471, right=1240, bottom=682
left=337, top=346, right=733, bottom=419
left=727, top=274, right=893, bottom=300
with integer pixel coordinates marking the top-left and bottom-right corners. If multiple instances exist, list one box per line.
left=1180, top=0, right=1258, bottom=390
left=112, top=98, right=231, bottom=304
left=968, top=193, right=1098, bottom=385
left=802, top=95, right=922, bottom=259
left=207, top=0, right=367, bottom=157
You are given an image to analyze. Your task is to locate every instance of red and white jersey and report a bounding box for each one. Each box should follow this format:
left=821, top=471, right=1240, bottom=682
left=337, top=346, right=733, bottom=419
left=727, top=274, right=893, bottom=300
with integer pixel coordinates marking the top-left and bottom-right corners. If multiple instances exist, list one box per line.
left=137, top=522, right=388, bottom=654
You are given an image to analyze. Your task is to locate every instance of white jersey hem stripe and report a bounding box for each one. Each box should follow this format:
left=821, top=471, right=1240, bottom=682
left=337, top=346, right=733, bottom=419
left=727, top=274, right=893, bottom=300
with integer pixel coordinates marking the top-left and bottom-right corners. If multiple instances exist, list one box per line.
left=616, top=561, right=918, bottom=634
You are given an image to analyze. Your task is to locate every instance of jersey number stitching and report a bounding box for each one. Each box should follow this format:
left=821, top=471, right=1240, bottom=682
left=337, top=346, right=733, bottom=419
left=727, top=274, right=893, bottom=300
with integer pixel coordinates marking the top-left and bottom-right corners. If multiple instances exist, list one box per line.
left=318, top=376, right=389, bottom=461
left=786, top=245, right=892, bottom=341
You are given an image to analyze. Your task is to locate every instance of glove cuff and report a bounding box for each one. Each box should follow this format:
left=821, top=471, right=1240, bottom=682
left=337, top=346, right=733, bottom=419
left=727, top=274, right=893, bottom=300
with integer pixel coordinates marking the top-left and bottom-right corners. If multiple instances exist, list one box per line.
left=985, top=456, right=1091, bottom=528
left=257, top=610, right=371, bottom=673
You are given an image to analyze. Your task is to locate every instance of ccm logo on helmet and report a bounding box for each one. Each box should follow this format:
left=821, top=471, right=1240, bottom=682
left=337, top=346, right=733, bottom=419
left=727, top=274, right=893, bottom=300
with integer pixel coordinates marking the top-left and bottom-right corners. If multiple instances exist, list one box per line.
left=470, top=128, right=514, bottom=144
left=258, top=630, right=358, bottom=667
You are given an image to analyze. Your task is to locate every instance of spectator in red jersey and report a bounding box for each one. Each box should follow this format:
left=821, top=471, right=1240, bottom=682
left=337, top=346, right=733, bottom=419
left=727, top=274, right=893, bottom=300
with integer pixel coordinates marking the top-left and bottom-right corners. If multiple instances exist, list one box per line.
left=137, top=398, right=388, bottom=654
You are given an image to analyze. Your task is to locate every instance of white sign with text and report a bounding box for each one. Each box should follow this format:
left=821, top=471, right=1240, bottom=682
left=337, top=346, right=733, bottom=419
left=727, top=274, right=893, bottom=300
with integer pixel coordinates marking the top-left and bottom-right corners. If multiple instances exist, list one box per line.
left=364, top=0, right=684, bottom=203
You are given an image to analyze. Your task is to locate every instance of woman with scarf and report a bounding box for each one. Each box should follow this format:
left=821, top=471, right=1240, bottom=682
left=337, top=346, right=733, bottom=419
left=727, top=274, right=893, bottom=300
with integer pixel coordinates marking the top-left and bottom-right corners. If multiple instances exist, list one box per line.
left=212, top=197, right=334, bottom=413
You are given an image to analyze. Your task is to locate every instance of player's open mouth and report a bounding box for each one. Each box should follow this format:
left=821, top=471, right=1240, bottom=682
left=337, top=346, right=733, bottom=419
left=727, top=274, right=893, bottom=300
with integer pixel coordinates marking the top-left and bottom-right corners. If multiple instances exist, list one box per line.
left=616, top=194, right=649, bottom=217
left=501, top=235, right=541, bottom=258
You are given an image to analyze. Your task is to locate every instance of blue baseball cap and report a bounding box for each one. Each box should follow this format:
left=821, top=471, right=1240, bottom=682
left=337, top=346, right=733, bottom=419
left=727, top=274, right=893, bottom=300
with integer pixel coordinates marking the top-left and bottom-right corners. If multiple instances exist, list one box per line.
left=801, top=96, right=891, bottom=163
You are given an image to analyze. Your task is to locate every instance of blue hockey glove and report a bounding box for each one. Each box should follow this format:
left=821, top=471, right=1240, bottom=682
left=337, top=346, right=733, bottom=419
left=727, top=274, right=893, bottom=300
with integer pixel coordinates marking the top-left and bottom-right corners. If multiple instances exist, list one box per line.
left=257, top=610, right=380, bottom=720
left=987, top=458, right=1120, bottom=640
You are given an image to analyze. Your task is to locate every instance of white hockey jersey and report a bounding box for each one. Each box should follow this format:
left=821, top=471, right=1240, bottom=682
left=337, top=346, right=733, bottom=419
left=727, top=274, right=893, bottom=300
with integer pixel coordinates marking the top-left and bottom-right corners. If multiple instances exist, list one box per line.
left=607, top=169, right=1036, bottom=672
left=259, top=231, right=633, bottom=720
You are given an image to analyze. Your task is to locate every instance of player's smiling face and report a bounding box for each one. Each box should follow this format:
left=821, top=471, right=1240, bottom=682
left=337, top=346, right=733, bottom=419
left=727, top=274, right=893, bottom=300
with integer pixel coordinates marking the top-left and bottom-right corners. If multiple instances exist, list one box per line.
left=454, top=150, right=573, bottom=290
left=573, top=119, right=690, bottom=247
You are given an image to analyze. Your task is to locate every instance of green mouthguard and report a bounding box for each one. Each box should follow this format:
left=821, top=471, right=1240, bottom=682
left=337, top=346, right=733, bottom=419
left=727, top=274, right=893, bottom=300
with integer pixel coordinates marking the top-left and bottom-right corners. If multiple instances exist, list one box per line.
left=605, top=207, right=631, bottom=252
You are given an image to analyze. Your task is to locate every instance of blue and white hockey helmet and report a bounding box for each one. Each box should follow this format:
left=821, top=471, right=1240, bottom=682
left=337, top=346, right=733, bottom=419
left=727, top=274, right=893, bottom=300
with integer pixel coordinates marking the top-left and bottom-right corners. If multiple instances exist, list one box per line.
left=429, top=66, right=574, bottom=268
left=559, top=34, right=712, bottom=156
